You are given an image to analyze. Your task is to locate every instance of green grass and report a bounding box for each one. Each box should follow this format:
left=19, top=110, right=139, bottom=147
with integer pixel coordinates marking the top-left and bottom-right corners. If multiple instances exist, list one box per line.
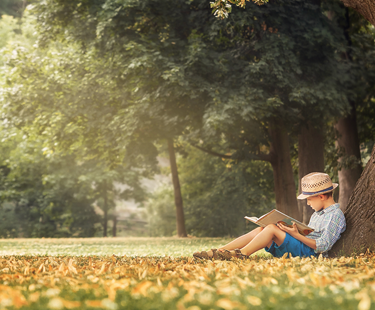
left=0, top=237, right=248, bottom=257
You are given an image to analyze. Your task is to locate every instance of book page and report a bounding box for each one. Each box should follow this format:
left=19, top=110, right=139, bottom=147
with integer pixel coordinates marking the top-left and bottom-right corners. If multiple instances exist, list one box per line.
left=245, top=217, right=258, bottom=222
left=257, top=210, right=314, bottom=236
left=244, top=216, right=266, bottom=227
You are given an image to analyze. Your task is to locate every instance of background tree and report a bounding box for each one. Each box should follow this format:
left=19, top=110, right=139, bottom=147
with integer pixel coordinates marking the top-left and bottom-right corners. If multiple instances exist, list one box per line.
left=0, top=130, right=101, bottom=237
left=3, top=0, right=209, bottom=237
left=0, top=9, right=149, bottom=238
left=147, top=143, right=275, bottom=237
left=90, top=166, right=146, bottom=237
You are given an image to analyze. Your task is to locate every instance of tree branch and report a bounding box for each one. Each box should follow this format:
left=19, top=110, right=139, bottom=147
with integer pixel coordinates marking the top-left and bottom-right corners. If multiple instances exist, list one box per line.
left=190, top=143, right=273, bottom=163
left=190, top=143, right=232, bottom=159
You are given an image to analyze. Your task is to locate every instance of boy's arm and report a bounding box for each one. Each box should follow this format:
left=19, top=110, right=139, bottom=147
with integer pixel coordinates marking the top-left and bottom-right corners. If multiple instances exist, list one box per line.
left=311, top=213, right=346, bottom=253
left=277, top=222, right=317, bottom=250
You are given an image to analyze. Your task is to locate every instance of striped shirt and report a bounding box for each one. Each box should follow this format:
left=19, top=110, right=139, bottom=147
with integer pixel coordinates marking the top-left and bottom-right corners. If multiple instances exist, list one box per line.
left=306, top=203, right=346, bottom=255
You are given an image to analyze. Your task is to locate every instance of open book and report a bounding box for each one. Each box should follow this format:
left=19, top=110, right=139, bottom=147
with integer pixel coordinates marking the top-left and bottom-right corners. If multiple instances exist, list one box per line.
left=245, top=209, right=314, bottom=236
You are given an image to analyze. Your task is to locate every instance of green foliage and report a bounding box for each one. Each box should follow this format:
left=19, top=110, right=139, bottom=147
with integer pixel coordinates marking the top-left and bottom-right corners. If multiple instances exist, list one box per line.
left=0, top=15, right=18, bottom=50
left=2, top=34, right=159, bottom=172
left=147, top=144, right=274, bottom=237
left=0, top=8, right=150, bottom=239
left=0, top=8, right=37, bottom=64
left=0, top=131, right=101, bottom=238
left=180, top=145, right=274, bottom=237
left=0, top=131, right=148, bottom=238
left=146, top=186, right=176, bottom=237
left=15, top=0, right=356, bottom=167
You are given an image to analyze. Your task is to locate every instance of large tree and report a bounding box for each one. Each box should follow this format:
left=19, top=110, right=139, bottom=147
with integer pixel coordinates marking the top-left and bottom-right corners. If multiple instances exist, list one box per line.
left=330, top=145, right=375, bottom=256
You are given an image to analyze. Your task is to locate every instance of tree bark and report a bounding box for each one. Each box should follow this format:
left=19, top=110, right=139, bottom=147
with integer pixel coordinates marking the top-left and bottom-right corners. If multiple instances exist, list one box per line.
left=298, top=124, right=325, bottom=224
left=268, top=119, right=299, bottom=220
left=340, top=0, right=375, bottom=27
left=167, top=138, right=187, bottom=237
left=103, top=182, right=108, bottom=237
left=329, top=145, right=375, bottom=257
left=112, top=215, right=117, bottom=237
left=335, top=104, right=362, bottom=212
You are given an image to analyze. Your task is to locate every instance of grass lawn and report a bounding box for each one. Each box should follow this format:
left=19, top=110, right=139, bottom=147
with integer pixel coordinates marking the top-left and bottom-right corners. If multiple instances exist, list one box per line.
left=0, top=238, right=374, bottom=310
left=0, top=237, right=236, bottom=257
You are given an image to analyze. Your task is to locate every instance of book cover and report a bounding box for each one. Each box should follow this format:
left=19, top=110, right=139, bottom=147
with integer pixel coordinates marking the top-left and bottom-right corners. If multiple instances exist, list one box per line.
left=245, top=209, right=314, bottom=236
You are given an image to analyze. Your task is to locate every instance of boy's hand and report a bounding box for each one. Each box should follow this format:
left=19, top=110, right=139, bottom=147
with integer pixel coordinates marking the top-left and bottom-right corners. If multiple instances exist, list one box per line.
left=277, top=222, right=300, bottom=237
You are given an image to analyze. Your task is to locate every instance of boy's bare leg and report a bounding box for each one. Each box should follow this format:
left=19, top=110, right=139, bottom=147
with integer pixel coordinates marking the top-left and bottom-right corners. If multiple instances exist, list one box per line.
left=204, top=227, right=263, bottom=257
left=239, top=224, right=286, bottom=256
left=219, top=227, right=264, bottom=251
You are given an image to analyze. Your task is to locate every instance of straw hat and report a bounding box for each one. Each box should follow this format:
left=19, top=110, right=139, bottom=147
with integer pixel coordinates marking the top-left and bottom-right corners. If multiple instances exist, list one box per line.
left=297, top=172, right=338, bottom=200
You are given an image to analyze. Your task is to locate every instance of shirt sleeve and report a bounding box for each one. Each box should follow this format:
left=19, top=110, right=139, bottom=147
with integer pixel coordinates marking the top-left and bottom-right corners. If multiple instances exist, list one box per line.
left=315, top=212, right=346, bottom=253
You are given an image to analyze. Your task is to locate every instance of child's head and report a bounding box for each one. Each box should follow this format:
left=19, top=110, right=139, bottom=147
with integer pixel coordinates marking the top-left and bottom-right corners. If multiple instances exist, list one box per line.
left=297, top=172, right=337, bottom=211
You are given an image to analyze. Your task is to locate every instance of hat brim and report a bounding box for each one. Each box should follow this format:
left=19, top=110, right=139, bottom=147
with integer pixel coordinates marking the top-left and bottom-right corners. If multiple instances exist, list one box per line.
left=297, top=183, right=338, bottom=200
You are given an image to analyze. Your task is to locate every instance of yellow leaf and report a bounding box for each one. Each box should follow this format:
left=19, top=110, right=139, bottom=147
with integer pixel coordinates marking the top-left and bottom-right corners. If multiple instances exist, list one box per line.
left=97, top=263, right=107, bottom=275
left=217, top=286, right=240, bottom=295
left=37, top=263, right=44, bottom=274
left=28, top=292, right=40, bottom=303
left=47, top=298, right=64, bottom=310
left=131, top=281, right=153, bottom=296
left=247, top=296, right=262, bottom=306
left=141, top=268, right=148, bottom=279
left=262, top=277, right=278, bottom=285
left=62, top=299, right=81, bottom=309
left=216, top=298, right=244, bottom=310
left=356, top=290, right=371, bottom=310
left=86, top=300, right=103, bottom=307
left=58, top=262, right=66, bottom=272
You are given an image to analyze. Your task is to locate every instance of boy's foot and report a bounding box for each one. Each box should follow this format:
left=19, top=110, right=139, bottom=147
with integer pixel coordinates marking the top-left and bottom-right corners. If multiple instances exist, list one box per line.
left=218, top=249, right=249, bottom=261
left=193, top=249, right=219, bottom=260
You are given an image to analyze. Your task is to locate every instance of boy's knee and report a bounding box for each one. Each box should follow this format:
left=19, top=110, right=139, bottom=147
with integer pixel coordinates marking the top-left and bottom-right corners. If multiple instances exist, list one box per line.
left=265, top=224, right=279, bottom=231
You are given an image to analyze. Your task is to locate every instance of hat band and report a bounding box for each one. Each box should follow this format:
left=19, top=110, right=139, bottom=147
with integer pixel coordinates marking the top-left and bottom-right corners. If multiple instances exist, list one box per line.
left=302, top=186, right=333, bottom=196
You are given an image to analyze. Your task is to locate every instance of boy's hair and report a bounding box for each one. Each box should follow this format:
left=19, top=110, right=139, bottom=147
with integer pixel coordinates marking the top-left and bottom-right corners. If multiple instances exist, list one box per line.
left=322, top=192, right=333, bottom=198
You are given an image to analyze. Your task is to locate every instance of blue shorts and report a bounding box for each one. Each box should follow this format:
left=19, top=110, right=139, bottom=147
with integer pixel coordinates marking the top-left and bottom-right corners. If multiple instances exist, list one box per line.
left=265, top=233, right=316, bottom=258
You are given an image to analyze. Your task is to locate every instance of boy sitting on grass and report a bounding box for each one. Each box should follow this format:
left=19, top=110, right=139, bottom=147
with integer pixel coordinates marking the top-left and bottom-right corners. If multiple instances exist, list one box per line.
left=193, top=172, right=346, bottom=260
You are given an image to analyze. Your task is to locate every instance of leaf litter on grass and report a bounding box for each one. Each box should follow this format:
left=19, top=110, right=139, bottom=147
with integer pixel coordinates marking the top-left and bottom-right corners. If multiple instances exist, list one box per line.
left=0, top=253, right=375, bottom=310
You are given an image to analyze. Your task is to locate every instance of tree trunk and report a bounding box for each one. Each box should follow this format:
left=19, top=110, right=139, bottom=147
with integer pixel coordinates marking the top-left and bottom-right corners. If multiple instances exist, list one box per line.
left=167, top=138, right=187, bottom=237
left=335, top=104, right=362, bottom=212
left=269, top=119, right=299, bottom=220
left=329, top=145, right=375, bottom=257
left=340, top=0, right=375, bottom=26
left=298, top=124, right=325, bottom=224
left=112, top=215, right=117, bottom=237
left=103, top=182, right=108, bottom=237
